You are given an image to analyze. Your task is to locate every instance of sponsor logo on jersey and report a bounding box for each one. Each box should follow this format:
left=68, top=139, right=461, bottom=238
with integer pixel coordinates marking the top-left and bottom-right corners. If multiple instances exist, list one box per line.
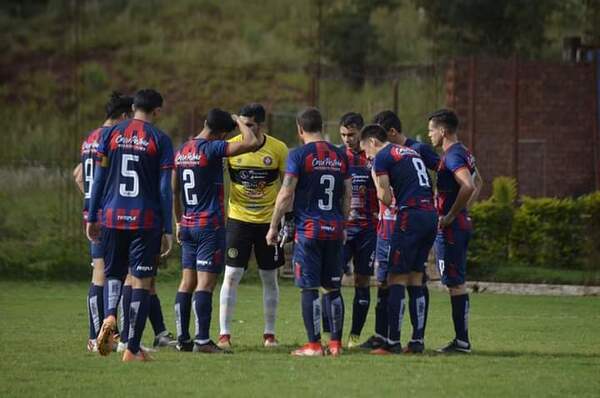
left=311, top=158, right=343, bottom=170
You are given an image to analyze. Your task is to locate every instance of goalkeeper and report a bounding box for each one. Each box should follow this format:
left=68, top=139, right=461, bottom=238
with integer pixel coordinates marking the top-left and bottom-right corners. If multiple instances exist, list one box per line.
left=217, top=103, right=291, bottom=349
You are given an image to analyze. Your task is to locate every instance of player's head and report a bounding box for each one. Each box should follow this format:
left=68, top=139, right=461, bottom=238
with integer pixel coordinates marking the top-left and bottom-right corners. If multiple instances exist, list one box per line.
left=239, top=103, right=265, bottom=136
left=428, top=108, right=459, bottom=147
left=296, top=107, right=322, bottom=143
left=105, top=91, right=133, bottom=122
left=133, top=89, right=163, bottom=119
left=205, top=108, right=237, bottom=139
left=372, top=110, right=403, bottom=143
left=359, top=123, right=388, bottom=159
left=339, top=112, right=364, bottom=151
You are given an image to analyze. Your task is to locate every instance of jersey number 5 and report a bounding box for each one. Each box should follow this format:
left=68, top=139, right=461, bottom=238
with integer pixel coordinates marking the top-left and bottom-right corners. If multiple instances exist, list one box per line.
left=120, top=154, right=139, bottom=197
left=318, top=174, right=335, bottom=211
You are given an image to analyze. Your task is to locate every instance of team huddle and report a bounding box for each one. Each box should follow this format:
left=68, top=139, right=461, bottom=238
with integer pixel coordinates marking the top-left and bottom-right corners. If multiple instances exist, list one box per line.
left=76, top=89, right=482, bottom=361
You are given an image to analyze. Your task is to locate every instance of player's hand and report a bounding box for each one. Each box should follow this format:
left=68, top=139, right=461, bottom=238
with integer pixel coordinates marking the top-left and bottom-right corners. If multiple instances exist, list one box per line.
left=438, top=214, right=455, bottom=229
left=175, top=223, right=182, bottom=245
left=266, top=227, right=279, bottom=246
left=161, top=234, right=174, bottom=258
left=86, top=222, right=101, bottom=243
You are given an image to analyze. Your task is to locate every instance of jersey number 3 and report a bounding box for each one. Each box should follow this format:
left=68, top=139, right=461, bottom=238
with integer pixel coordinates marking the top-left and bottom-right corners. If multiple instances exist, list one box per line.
left=318, top=174, right=335, bottom=211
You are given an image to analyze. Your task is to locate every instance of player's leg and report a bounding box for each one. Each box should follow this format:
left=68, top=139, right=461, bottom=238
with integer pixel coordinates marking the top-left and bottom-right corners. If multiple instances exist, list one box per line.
left=87, top=239, right=105, bottom=352
left=348, top=229, right=375, bottom=348
left=192, top=227, right=228, bottom=354
left=254, top=222, right=284, bottom=347
left=360, top=237, right=389, bottom=349
left=321, top=239, right=345, bottom=356
left=291, top=237, right=324, bottom=356
left=117, top=274, right=132, bottom=352
left=175, top=230, right=197, bottom=351
left=437, top=222, right=472, bottom=353
left=218, top=219, right=251, bottom=348
left=149, top=278, right=176, bottom=348
left=324, top=241, right=351, bottom=339
left=122, top=228, right=163, bottom=362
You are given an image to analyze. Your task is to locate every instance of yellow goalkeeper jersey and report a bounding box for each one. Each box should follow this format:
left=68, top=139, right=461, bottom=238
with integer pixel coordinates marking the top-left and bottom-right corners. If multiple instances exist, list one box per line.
left=227, top=133, right=289, bottom=224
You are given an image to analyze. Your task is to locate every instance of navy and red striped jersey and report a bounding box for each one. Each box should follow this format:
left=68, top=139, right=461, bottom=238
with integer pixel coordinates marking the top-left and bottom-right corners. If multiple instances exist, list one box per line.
left=436, top=142, right=476, bottom=217
left=404, top=137, right=440, bottom=170
left=345, top=147, right=377, bottom=233
left=286, top=141, right=349, bottom=240
left=80, top=126, right=108, bottom=221
left=174, top=138, right=228, bottom=230
left=373, top=144, right=434, bottom=212
left=95, top=118, right=174, bottom=230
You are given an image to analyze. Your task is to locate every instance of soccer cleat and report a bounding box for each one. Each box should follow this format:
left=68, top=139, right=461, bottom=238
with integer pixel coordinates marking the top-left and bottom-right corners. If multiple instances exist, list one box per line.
left=193, top=340, right=231, bottom=354
left=359, top=335, right=386, bottom=350
left=263, top=334, right=279, bottom=348
left=217, top=334, right=232, bottom=350
left=175, top=340, right=194, bottom=352
left=153, top=331, right=177, bottom=348
left=346, top=334, right=361, bottom=349
left=96, top=316, right=117, bottom=356
left=403, top=340, right=425, bottom=354
left=370, top=343, right=402, bottom=355
left=87, top=339, right=98, bottom=353
left=436, top=339, right=471, bottom=354
left=291, top=342, right=324, bottom=357
left=117, top=342, right=157, bottom=353
left=122, top=349, right=153, bottom=362
left=328, top=340, right=342, bottom=357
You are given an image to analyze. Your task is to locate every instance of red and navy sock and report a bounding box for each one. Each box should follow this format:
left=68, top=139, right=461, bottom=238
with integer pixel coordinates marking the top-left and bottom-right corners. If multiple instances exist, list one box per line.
left=301, top=289, right=321, bottom=343
left=119, top=285, right=132, bottom=343
left=175, top=291, right=192, bottom=343
left=88, top=284, right=104, bottom=339
left=127, top=288, right=150, bottom=354
left=451, top=294, right=470, bottom=344
left=387, top=284, right=406, bottom=345
left=321, top=295, right=330, bottom=334
left=375, top=287, right=389, bottom=339
left=323, top=290, right=345, bottom=341
left=193, top=291, right=213, bottom=343
left=149, top=294, right=167, bottom=336
left=103, top=278, right=122, bottom=318
left=407, top=285, right=426, bottom=341
left=350, top=286, right=370, bottom=336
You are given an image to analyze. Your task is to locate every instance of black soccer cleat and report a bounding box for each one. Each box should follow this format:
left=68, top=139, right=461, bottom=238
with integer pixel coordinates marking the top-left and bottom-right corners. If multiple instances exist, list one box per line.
left=193, top=340, right=232, bottom=354
left=153, top=331, right=178, bottom=348
left=403, top=340, right=425, bottom=354
left=175, top=340, right=194, bottom=352
left=370, top=342, right=402, bottom=355
left=436, top=339, right=471, bottom=354
left=359, top=335, right=386, bottom=350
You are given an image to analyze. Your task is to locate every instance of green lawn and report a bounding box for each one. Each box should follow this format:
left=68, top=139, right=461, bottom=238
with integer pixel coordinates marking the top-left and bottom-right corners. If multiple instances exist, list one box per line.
left=0, top=279, right=599, bottom=397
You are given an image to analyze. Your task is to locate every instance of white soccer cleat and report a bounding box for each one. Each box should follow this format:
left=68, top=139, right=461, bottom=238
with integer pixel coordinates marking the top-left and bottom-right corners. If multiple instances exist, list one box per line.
left=263, top=334, right=279, bottom=348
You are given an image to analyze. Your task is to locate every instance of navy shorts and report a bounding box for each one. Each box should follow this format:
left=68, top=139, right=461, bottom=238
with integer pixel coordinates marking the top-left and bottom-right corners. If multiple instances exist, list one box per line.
left=102, top=228, right=162, bottom=279
left=181, top=226, right=225, bottom=273
left=375, top=237, right=390, bottom=283
left=343, top=228, right=376, bottom=276
left=388, top=209, right=437, bottom=275
left=435, top=215, right=472, bottom=287
left=90, top=241, right=103, bottom=260
left=293, top=237, right=343, bottom=289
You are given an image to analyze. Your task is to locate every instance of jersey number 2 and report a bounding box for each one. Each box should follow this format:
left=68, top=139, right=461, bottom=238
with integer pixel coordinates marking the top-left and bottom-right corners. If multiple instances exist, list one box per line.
left=318, top=174, right=335, bottom=211
left=182, top=169, right=198, bottom=205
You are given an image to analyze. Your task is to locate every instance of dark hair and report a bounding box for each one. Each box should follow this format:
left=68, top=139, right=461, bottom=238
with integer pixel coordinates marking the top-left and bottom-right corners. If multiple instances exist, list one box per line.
left=372, top=110, right=402, bottom=133
left=360, top=123, right=388, bottom=142
left=105, top=91, right=133, bottom=119
left=339, top=112, right=364, bottom=129
left=239, top=103, right=266, bottom=123
left=428, top=108, right=459, bottom=132
left=133, top=89, right=163, bottom=113
left=206, top=108, right=236, bottom=134
left=296, top=107, right=322, bottom=133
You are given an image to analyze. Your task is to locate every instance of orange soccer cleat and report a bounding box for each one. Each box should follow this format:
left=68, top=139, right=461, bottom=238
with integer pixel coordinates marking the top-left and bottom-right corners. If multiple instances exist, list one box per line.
left=291, top=342, right=324, bottom=357
left=122, top=349, right=153, bottom=362
left=327, top=340, right=342, bottom=357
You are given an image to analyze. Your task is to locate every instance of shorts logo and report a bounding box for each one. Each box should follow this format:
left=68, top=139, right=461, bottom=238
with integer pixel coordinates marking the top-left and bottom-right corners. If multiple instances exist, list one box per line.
left=197, top=260, right=213, bottom=266
left=228, top=248, right=239, bottom=259
left=135, top=265, right=153, bottom=271
left=263, top=156, right=273, bottom=166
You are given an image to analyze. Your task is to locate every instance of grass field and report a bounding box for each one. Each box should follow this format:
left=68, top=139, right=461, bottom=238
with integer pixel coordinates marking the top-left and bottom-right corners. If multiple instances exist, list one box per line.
left=1, top=278, right=599, bottom=397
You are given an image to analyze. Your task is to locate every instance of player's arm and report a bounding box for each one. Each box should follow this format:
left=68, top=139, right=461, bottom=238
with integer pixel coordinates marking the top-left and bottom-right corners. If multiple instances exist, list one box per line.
left=372, top=168, right=393, bottom=207
left=73, top=163, right=84, bottom=194
left=266, top=174, right=297, bottom=246
left=159, top=167, right=174, bottom=257
left=226, top=116, right=260, bottom=157
left=172, top=170, right=183, bottom=244
left=86, top=155, right=109, bottom=242
left=440, top=167, right=475, bottom=227
left=467, top=166, right=483, bottom=209
left=343, top=177, right=352, bottom=221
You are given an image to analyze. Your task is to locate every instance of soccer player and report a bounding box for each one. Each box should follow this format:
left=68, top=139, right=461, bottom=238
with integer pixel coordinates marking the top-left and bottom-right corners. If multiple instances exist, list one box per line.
left=427, top=109, right=482, bottom=353
left=334, top=112, right=377, bottom=349
left=74, top=91, right=132, bottom=352
left=218, top=103, right=289, bottom=349
left=360, top=110, right=440, bottom=352
left=87, top=88, right=174, bottom=362
left=173, top=108, right=259, bottom=353
left=266, top=107, right=351, bottom=357
left=360, top=124, right=437, bottom=355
